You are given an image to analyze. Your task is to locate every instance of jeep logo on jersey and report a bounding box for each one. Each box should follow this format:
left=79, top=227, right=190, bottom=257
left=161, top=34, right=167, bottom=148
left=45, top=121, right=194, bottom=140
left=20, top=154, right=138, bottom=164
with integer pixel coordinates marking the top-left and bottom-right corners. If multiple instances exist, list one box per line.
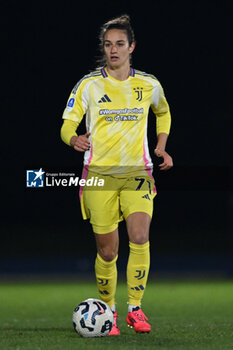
left=133, top=87, right=143, bottom=101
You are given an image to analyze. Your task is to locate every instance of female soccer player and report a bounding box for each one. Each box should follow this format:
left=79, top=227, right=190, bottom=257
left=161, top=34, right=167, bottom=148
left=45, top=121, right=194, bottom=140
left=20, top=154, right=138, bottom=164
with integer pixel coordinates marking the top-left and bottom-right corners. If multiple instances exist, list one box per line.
left=61, top=15, right=173, bottom=335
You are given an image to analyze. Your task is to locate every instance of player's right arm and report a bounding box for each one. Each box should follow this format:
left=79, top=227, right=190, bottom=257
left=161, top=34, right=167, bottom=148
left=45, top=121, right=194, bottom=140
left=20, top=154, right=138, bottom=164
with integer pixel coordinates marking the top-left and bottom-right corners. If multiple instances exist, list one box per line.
left=60, top=119, right=90, bottom=152
left=70, top=133, right=91, bottom=152
left=60, top=76, right=90, bottom=151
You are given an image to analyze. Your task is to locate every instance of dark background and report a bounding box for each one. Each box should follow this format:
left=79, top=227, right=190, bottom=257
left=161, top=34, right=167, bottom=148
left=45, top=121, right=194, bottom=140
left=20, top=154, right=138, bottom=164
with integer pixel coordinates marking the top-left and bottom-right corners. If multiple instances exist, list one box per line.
left=2, top=0, right=232, bottom=278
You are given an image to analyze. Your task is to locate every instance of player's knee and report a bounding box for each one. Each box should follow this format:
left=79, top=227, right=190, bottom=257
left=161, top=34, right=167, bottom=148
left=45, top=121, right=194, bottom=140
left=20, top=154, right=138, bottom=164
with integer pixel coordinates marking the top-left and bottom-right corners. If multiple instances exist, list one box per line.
left=129, top=229, right=149, bottom=245
left=126, top=213, right=151, bottom=244
left=98, top=247, right=118, bottom=262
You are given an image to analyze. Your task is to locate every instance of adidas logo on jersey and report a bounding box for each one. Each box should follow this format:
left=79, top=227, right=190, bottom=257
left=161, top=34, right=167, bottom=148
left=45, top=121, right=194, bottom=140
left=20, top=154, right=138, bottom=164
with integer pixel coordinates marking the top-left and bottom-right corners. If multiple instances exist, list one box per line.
left=142, top=194, right=150, bottom=200
left=98, top=94, right=112, bottom=103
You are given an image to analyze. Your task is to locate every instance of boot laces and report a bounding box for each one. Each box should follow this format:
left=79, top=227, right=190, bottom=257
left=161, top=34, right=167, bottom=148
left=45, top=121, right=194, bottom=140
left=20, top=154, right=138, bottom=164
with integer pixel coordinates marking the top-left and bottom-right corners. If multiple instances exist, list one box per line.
left=134, top=309, right=148, bottom=322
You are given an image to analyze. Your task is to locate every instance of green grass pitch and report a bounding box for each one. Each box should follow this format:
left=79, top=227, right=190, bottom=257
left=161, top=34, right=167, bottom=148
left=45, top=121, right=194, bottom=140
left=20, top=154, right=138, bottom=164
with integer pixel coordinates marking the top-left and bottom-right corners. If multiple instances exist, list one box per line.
left=0, top=280, right=232, bottom=350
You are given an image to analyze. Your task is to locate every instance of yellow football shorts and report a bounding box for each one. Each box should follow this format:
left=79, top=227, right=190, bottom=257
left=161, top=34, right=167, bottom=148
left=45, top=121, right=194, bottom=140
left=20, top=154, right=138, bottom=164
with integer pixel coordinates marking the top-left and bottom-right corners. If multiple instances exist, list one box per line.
left=79, top=171, right=157, bottom=234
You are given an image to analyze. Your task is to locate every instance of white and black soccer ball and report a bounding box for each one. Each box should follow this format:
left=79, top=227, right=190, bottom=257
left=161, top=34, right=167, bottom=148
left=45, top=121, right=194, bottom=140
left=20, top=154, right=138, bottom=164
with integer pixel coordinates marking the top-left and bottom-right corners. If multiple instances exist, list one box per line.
left=72, top=298, right=114, bottom=337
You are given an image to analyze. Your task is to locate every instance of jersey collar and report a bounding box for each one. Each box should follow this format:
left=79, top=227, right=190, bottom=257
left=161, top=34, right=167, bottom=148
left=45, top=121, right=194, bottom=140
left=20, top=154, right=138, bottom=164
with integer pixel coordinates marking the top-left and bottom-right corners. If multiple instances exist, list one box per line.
left=101, top=66, right=135, bottom=79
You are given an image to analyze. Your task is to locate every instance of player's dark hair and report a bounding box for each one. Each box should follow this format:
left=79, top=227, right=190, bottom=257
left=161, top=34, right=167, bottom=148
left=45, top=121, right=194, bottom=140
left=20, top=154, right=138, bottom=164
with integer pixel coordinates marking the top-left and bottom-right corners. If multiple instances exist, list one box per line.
left=97, top=14, right=136, bottom=67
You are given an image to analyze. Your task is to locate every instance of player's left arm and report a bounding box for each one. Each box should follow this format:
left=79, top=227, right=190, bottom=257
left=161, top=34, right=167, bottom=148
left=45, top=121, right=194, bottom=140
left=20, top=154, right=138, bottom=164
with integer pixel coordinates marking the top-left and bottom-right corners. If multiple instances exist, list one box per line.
left=154, top=133, right=173, bottom=171
left=151, top=81, right=173, bottom=171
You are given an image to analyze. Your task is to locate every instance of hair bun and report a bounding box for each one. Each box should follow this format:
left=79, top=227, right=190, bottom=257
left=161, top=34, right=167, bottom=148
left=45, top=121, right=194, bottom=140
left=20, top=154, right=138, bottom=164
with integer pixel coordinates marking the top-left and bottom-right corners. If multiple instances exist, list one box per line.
left=118, top=14, right=130, bottom=23
left=103, top=14, right=131, bottom=29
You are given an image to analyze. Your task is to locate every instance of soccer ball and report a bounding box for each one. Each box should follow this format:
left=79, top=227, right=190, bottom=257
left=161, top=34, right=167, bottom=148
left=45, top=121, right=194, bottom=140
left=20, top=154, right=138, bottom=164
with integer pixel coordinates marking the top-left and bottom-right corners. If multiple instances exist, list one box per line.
left=72, top=298, right=114, bottom=337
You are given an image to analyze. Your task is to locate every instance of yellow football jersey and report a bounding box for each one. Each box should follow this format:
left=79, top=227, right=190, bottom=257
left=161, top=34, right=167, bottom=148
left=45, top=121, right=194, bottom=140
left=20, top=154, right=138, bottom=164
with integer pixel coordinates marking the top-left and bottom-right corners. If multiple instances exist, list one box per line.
left=62, top=67, right=171, bottom=176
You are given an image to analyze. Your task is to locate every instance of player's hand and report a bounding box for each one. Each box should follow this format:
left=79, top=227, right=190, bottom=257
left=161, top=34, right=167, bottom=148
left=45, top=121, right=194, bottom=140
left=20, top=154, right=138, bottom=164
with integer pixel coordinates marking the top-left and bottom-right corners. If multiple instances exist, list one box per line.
left=70, top=133, right=91, bottom=152
left=154, top=148, right=173, bottom=171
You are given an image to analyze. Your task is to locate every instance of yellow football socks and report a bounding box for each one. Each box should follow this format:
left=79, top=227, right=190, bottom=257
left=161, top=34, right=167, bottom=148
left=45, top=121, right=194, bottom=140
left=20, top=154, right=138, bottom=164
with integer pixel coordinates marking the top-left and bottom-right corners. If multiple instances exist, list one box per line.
left=95, top=253, right=118, bottom=308
left=95, top=242, right=150, bottom=309
left=127, top=241, right=150, bottom=306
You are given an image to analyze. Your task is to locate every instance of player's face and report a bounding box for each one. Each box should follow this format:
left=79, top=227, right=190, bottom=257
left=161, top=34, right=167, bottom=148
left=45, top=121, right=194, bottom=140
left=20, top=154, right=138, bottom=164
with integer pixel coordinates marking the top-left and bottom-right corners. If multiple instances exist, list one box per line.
left=103, top=29, right=135, bottom=69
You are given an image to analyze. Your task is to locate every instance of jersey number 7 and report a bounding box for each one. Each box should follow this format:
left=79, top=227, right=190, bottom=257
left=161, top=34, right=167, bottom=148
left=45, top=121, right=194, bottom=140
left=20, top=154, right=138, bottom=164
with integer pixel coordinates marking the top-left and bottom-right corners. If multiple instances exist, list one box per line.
left=135, top=178, right=151, bottom=194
